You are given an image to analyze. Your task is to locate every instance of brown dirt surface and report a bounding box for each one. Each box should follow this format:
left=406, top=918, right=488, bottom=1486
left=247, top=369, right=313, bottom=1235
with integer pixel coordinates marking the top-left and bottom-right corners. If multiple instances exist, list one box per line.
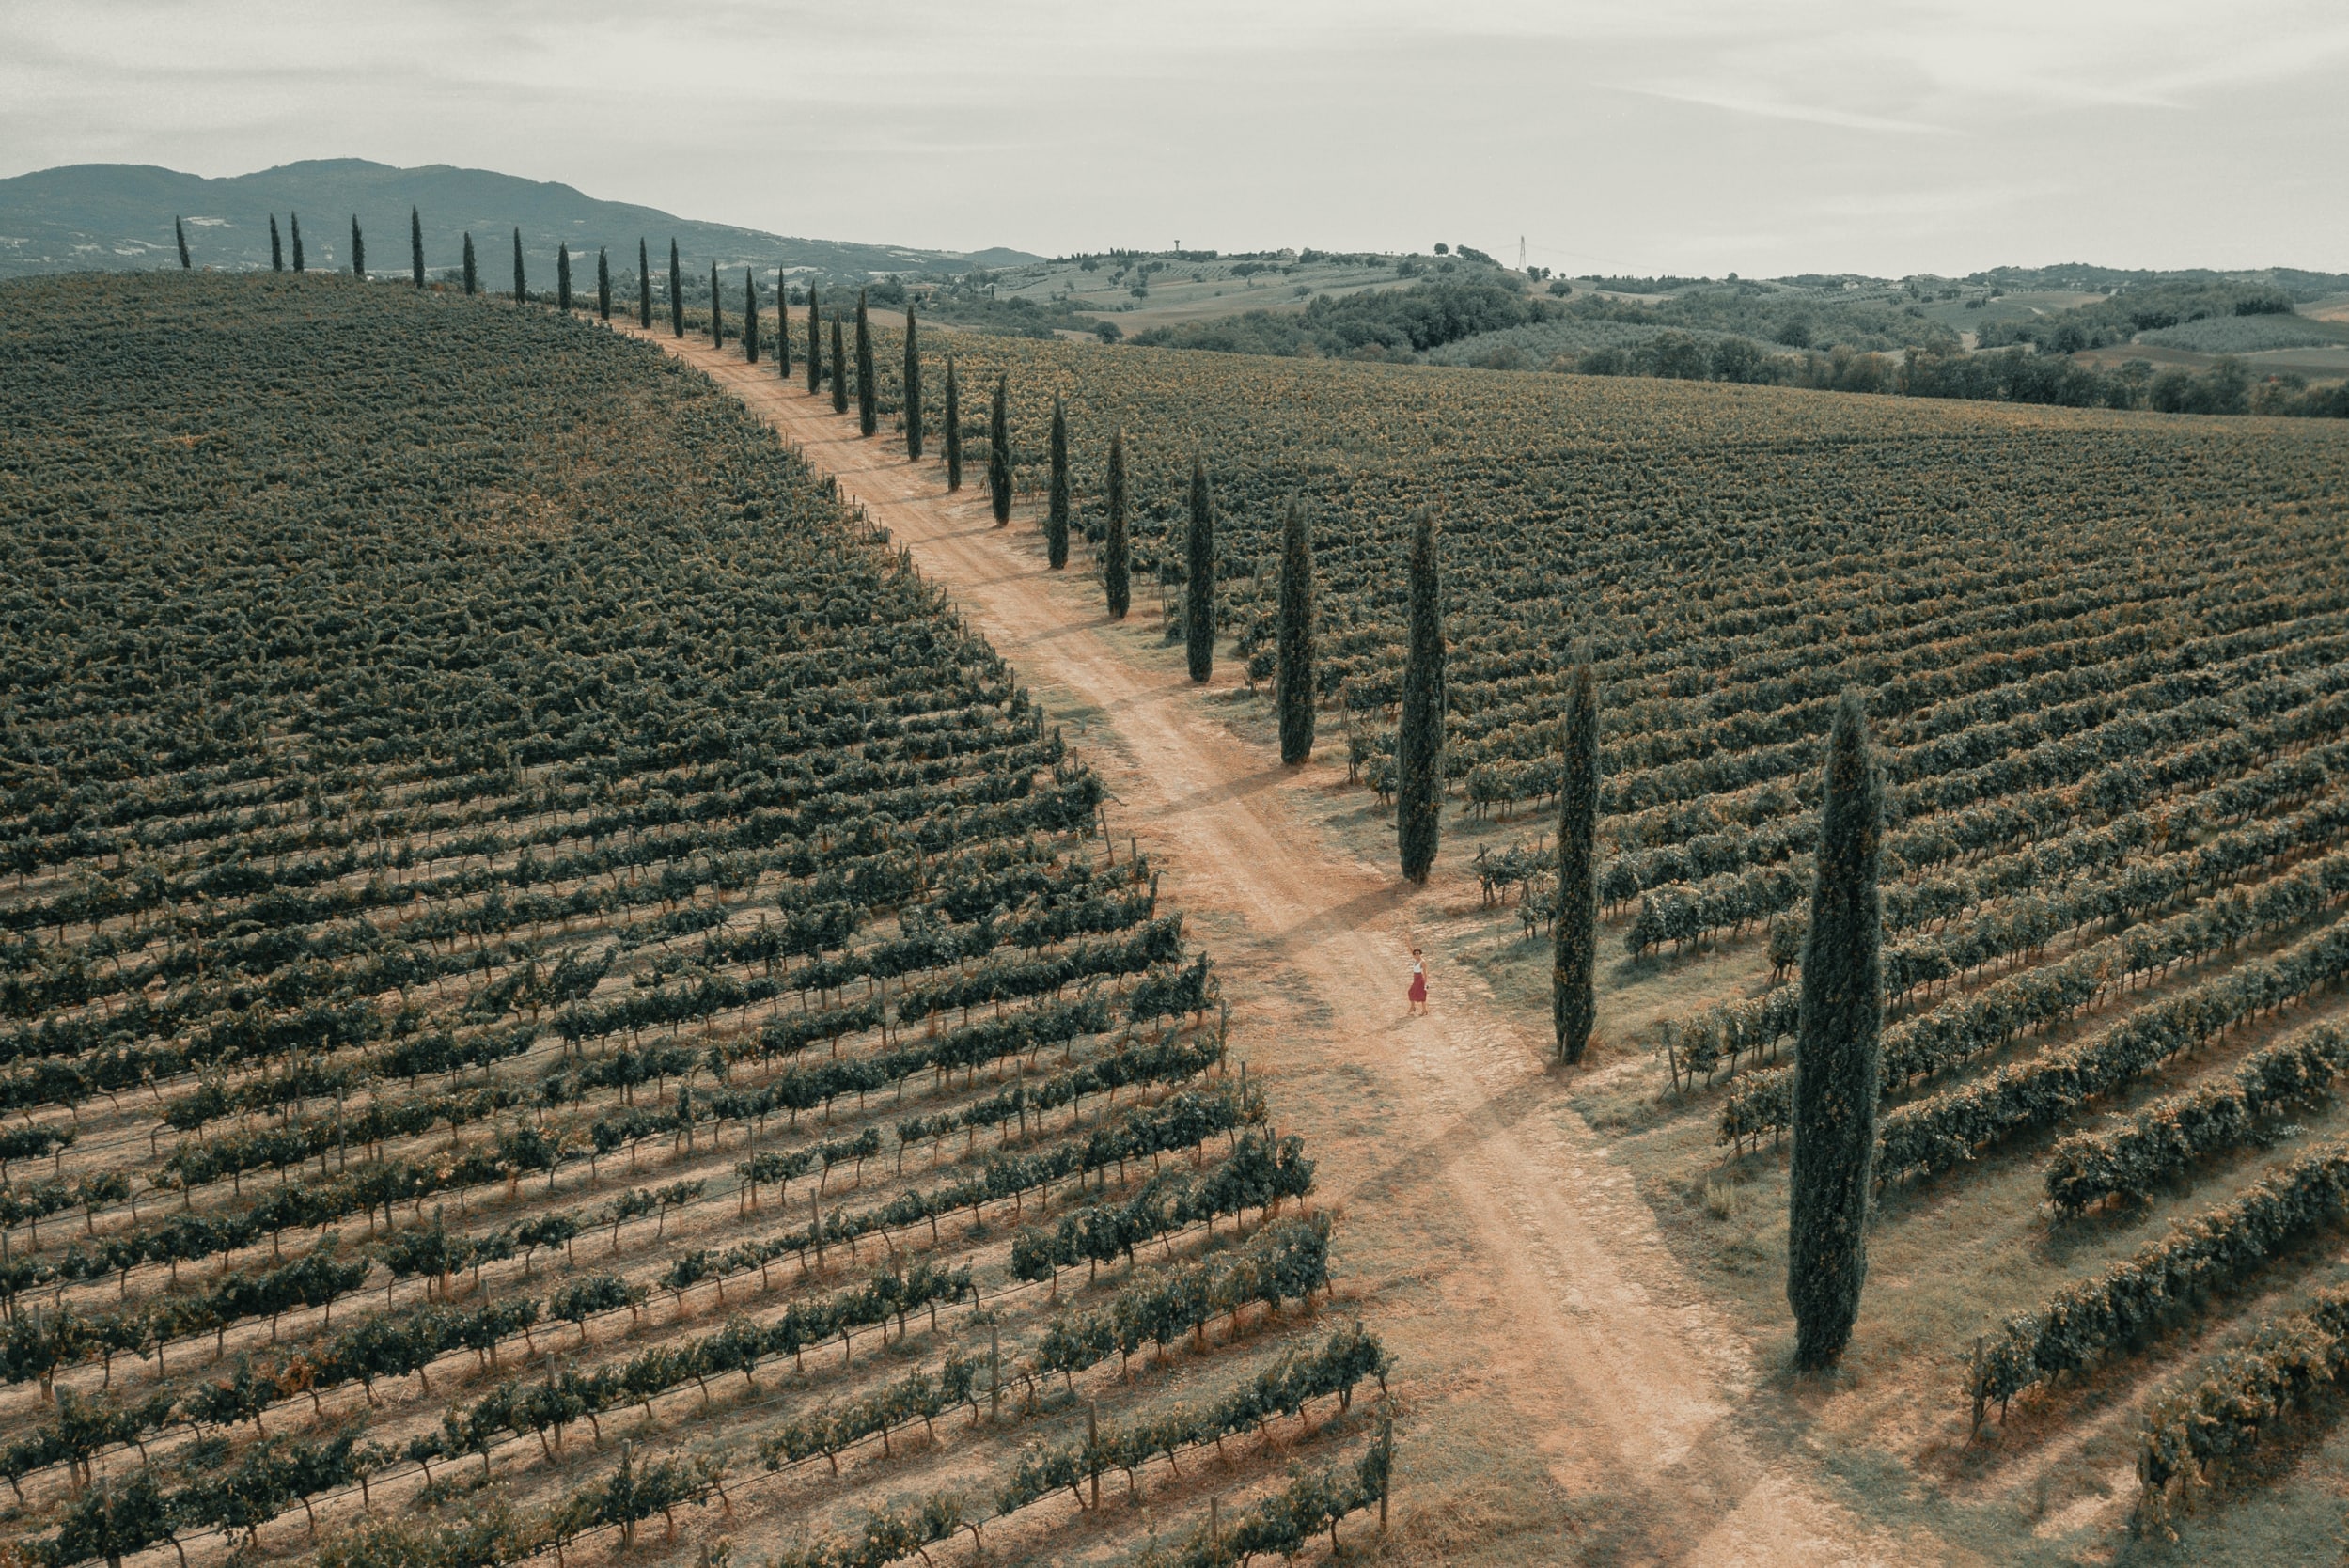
left=615, top=323, right=1919, bottom=1565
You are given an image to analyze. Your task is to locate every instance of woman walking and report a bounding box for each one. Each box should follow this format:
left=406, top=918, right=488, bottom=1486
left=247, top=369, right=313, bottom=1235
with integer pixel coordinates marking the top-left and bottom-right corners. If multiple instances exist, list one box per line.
left=1407, top=948, right=1429, bottom=1015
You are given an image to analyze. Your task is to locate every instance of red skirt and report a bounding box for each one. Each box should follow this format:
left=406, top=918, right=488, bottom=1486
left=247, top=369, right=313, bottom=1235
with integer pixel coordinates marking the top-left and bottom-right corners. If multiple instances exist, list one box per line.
left=1407, top=972, right=1427, bottom=1003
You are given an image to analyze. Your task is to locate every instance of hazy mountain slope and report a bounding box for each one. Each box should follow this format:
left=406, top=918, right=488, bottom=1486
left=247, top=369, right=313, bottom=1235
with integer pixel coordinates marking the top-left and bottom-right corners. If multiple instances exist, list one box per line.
left=0, top=158, right=1038, bottom=280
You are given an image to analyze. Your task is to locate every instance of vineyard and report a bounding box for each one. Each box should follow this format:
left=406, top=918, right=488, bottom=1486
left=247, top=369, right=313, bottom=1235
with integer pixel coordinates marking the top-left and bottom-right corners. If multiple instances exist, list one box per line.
left=764, top=317, right=2349, bottom=1557
left=0, top=274, right=1391, bottom=1568
left=18, top=254, right=2349, bottom=1567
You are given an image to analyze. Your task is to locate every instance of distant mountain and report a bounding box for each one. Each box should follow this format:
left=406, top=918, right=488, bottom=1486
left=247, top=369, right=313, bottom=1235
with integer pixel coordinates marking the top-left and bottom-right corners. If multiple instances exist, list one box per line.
left=0, top=159, right=1039, bottom=282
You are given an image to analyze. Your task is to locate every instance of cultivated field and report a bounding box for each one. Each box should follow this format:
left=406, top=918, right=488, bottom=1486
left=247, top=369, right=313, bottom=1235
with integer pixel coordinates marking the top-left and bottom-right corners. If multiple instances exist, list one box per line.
left=0, top=275, right=1388, bottom=1568
left=785, top=318, right=2349, bottom=1561
left=16, top=263, right=2349, bottom=1568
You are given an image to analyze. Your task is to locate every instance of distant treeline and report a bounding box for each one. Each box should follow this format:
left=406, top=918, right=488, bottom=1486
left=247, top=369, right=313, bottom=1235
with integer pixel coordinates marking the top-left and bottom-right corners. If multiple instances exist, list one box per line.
left=1978, top=280, right=2295, bottom=353
left=1122, top=273, right=2346, bottom=421
left=1134, top=279, right=1549, bottom=357
left=1567, top=333, right=2349, bottom=419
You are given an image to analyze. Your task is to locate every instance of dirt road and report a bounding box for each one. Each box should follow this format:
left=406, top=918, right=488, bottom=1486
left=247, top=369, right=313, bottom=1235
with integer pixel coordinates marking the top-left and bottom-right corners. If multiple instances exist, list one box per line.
left=622, top=325, right=1895, bottom=1565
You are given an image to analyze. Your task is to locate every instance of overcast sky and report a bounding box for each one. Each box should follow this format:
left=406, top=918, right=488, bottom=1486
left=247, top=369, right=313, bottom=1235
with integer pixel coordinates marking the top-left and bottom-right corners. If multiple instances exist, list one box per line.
left=8, top=0, right=2346, bottom=277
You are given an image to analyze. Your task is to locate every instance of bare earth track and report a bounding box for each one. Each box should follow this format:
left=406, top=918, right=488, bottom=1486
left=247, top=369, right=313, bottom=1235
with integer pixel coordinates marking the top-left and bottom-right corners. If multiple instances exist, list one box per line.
left=620, top=324, right=1909, bottom=1566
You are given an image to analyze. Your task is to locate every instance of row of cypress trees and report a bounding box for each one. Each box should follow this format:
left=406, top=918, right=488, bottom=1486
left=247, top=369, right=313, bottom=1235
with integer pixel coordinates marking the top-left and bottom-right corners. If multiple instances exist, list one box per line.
left=604, top=247, right=1889, bottom=1374
left=239, top=211, right=640, bottom=314
left=846, top=358, right=1223, bottom=702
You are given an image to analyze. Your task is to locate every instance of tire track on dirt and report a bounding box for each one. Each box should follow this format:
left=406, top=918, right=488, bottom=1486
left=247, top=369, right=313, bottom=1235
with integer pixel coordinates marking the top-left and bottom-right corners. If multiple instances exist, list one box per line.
left=619, top=323, right=1900, bottom=1565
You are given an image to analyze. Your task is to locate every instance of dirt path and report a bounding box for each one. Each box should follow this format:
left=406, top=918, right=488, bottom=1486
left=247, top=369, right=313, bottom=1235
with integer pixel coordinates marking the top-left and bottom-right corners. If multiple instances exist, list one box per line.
left=621, top=325, right=1902, bottom=1565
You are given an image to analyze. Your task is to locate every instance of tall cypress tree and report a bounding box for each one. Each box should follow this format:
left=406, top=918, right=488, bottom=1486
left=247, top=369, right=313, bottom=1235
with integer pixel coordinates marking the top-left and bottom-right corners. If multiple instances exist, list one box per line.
left=269, top=215, right=284, bottom=273
left=988, top=377, right=1013, bottom=525
left=854, top=290, right=878, bottom=436
left=1396, top=509, right=1446, bottom=883
left=512, top=228, right=526, bottom=302
left=1104, top=430, right=1131, bottom=619
left=350, top=216, right=365, bottom=277
left=831, top=318, right=849, bottom=414
left=944, top=356, right=963, bottom=491
left=776, top=274, right=791, bottom=378
left=1046, top=397, right=1071, bottom=569
left=1276, top=499, right=1315, bottom=763
left=1553, top=664, right=1599, bottom=1064
left=805, top=286, right=821, bottom=394
left=557, top=243, right=572, bottom=312
left=1788, top=690, right=1886, bottom=1372
left=743, top=269, right=760, bottom=363
left=462, top=233, right=477, bottom=295
left=638, top=240, right=652, bottom=328
left=1184, top=455, right=1215, bottom=682
left=710, top=262, right=723, bottom=346
left=901, top=305, right=922, bottom=459
left=411, top=207, right=425, bottom=288
left=174, top=218, right=190, bottom=270
left=667, top=241, right=683, bottom=337
left=598, top=249, right=611, bottom=319
left=290, top=212, right=305, bottom=273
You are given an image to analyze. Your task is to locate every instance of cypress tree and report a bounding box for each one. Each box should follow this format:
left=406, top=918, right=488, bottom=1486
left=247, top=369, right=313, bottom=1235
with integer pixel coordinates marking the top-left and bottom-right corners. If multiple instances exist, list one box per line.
left=637, top=240, right=652, bottom=328
left=743, top=269, right=760, bottom=363
left=1046, top=397, right=1071, bottom=569
left=831, top=318, right=849, bottom=414
left=988, top=377, right=1013, bottom=525
left=944, top=355, right=963, bottom=492
left=1184, top=454, right=1215, bottom=682
left=557, top=243, right=572, bottom=312
left=269, top=215, right=284, bottom=273
left=410, top=207, right=424, bottom=288
left=1787, top=690, right=1886, bottom=1372
left=350, top=216, right=365, bottom=277
left=462, top=233, right=477, bottom=295
left=853, top=290, right=876, bottom=435
left=174, top=218, right=190, bottom=270
left=901, top=305, right=922, bottom=459
left=1276, top=498, right=1314, bottom=763
left=710, top=262, right=723, bottom=346
left=290, top=212, right=305, bottom=273
left=598, top=249, right=611, bottom=319
left=1104, top=430, right=1130, bottom=619
left=776, top=274, right=791, bottom=378
left=805, top=286, right=821, bottom=395
left=667, top=241, right=683, bottom=337
left=1553, top=664, right=1599, bottom=1064
left=1396, top=509, right=1446, bottom=883
left=512, top=228, right=526, bottom=302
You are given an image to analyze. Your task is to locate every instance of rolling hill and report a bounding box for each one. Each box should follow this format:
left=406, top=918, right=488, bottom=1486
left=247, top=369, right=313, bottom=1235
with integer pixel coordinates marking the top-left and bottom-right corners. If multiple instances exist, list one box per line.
left=0, top=158, right=1038, bottom=282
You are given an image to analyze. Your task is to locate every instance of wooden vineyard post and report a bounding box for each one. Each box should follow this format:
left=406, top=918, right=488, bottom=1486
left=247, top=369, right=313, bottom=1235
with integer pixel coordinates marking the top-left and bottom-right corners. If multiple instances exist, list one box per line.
left=1380, top=1410, right=1393, bottom=1529
left=1088, top=1401, right=1101, bottom=1509
left=1969, top=1337, right=1988, bottom=1441
left=1210, top=1497, right=1220, bottom=1549
left=990, top=1325, right=1002, bottom=1420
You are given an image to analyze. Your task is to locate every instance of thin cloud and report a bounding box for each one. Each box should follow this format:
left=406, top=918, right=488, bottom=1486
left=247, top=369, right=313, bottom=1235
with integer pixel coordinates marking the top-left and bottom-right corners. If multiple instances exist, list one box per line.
left=1623, top=85, right=1954, bottom=137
